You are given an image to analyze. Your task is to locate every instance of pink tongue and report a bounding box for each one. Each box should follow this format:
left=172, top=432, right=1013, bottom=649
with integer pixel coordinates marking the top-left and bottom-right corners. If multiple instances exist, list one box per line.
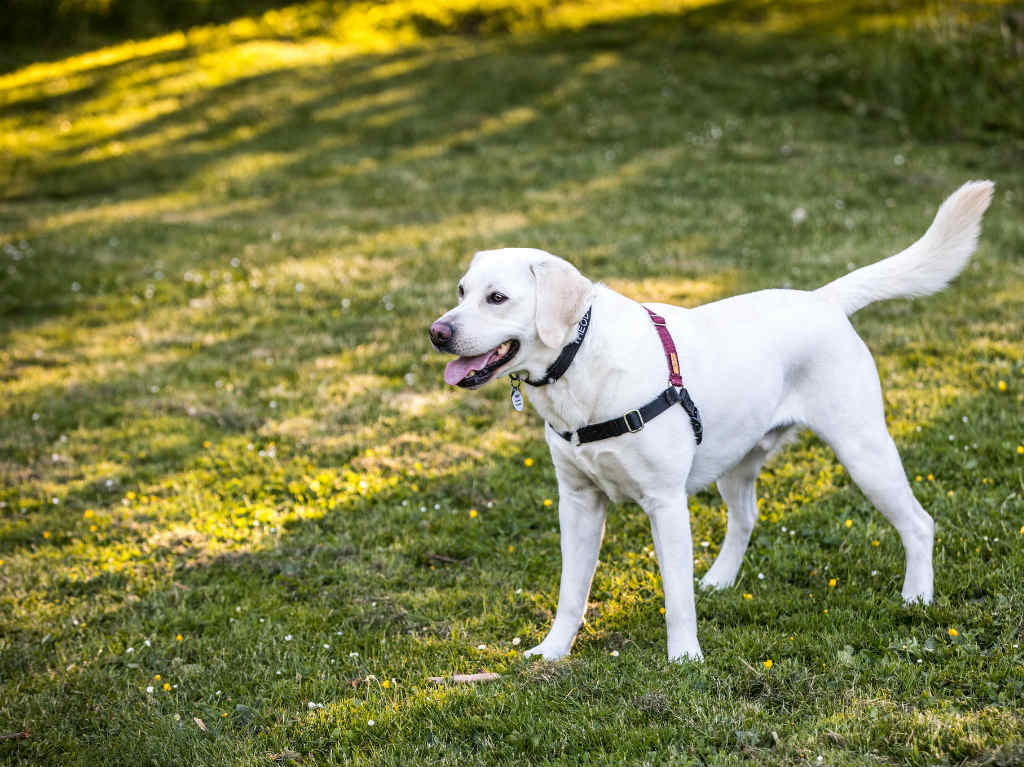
left=444, top=351, right=494, bottom=385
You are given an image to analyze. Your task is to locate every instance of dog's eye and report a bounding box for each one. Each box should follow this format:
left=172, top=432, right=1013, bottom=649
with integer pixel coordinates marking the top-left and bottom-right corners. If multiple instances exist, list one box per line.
left=487, top=292, right=508, bottom=305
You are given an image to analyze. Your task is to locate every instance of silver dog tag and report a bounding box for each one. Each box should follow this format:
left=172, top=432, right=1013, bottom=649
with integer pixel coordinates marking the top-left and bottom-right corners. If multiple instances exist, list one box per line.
left=510, top=386, right=524, bottom=411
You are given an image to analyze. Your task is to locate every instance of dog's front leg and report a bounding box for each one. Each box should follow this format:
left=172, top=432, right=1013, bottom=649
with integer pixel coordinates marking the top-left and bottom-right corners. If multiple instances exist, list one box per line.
left=524, top=483, right=606, bottom=661
left=642, top=493, right=703, bottom=662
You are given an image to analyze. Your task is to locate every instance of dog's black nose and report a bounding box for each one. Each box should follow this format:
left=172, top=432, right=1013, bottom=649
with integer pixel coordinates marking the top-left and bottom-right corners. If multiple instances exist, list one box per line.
left=429, top=320, right=454, bottom=348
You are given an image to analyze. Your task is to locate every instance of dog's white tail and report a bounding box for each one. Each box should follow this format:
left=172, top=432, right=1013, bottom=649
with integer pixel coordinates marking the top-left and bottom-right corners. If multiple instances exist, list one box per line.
left=816, top=180, right=994, bottom=316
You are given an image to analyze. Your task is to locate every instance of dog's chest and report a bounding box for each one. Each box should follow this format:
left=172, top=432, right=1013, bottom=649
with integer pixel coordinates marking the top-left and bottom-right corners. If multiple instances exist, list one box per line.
left=551, top=432, right=678, bottom=505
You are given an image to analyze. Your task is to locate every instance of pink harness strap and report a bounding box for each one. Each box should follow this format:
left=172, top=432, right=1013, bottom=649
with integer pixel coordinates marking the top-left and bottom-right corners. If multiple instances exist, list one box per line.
left=644, top=308, right=684, bottom=387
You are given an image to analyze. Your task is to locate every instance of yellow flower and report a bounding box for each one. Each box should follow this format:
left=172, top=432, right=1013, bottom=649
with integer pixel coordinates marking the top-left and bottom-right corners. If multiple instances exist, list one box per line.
left=543, top=498, right=553, bottom=507
left=89, top=524, right=97, bottom=532
left=659, top=607, right=666, bottom=614
left=828, top=578, right=837, bottom=588
left=871, top=540, right=880, bottom=547
left=42, top=531, right=51, bottom=539
left=365, top=448, right=375, bottom=457
left=411, top=483, right=419, bottom=492
left=154, top=674, right=161, bottom=680
left=413, top=461, right=423, bottom=471
left=508, top=545, right=515, bottom=553
left=763, top=659, right=773, bottom=670
left=997, top=380, right=1007, bottom=391
left=1020, top=525, right=1024, bottom=535
left=947, top=490, right=954, bottom=497
left=927, top=474, right=934, bottom=481
left=222, top=712, right=228, bottom=717
left=469, top=509, right=478, bottom=518
left=125, top=491, right=136, bottom=500
left=381, top=679, right=390, bottom=689
left=83, top=509, right=94, bottom=519
left=948, top=627, right=959, bottom=637
left=175, top=634, right=183, bottom=641
left=743, top=593, right=753, bottom=600
left=915, top=475, right=922, bottom=482
left=523, top=458, right=534, bottom=467
left=203, top=440, right=211, bottom=448
left=162, top=683, right=171, bottom=691
left=1017, top=445, right=1024, bottom=455
left=844, top=519, right=852, bottom=528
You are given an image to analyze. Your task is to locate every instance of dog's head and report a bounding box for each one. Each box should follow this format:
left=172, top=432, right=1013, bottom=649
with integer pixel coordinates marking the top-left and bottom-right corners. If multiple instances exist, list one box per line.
left=430, top=248, right=593, bottom=388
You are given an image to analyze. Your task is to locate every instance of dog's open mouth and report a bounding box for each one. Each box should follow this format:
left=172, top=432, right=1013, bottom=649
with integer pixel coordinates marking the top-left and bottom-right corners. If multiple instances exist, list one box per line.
left=444, top=340, right=520, bottom=388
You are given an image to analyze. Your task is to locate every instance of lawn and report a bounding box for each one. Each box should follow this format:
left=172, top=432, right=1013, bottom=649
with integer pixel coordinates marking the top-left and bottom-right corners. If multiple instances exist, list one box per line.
left=1, top=0, right=1023, bottom=764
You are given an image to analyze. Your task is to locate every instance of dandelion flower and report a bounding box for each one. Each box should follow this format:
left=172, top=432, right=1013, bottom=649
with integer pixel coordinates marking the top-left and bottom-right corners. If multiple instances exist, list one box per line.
left=659, top=607, right=666, bottom=614
left=845, top=519, right=852, bottom=528
left=997, top=380, right=1007, bottom=392
left=1017, top=445, right=1023, bottom=455
left=743, top=593, right=753, bottom=600
left=42, top=531, right=51, bottom=539
left=469, top=509, right=478, bottom=518
left=915, top=475, right=922, bottom=482
left=543, top=498, right=553, bottom=507
left=508, top=545, right=515, bottom=553
left=763, top=659, right=773, bottom=670
left=927, top=474, right=934, bottom=481
left=175, top=634, right=183, bottom=642
left=163, top=683, right=171, bottom=691
left=828, top=578, right=837, bottom=588
left=83, top=509, right=94, bottom=519
left=523, top=457, right=534, bottom=467
left=154, top=674, right=161, bottom=680
left=872, top=540, right=880, bottom=547
left=382, top=680, right=390, bottom=689
left=948, top=627, right=959, bottom=637
left=203, top=441, right=211, bottom=448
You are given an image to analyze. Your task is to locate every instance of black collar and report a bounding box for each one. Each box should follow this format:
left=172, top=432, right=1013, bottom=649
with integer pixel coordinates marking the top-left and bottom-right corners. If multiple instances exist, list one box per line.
left=512, top=307, right=592, bottom=387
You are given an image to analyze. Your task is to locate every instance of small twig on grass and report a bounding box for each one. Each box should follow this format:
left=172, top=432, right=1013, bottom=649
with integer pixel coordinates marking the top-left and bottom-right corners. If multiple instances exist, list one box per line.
left=428, top=672, right=500, bottom=684
left=0, top=730, right=29, bottom=741
left=427, top=553, right=469, bottom=565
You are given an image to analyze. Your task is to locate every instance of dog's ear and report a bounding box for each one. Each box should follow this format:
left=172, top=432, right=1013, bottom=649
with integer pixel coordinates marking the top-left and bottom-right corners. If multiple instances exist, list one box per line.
left=532, top=259, right=593, bottom=349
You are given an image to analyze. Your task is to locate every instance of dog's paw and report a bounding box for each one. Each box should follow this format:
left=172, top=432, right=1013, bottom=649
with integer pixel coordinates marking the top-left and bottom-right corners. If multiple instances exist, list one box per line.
left=523, top=642, right=570, bottom=661
left=698, top=570, right=735, bottom=591
left=667, top=647, right=704, bottom=664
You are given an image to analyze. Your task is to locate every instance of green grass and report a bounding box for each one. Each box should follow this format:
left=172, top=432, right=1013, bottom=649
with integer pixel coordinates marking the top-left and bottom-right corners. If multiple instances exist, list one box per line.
left=2, top=0, right=1024, bottom=764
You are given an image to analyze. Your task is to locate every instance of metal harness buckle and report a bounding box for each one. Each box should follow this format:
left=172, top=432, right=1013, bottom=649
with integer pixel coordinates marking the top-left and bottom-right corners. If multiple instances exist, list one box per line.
left=623, top=409, right=644, bottom=433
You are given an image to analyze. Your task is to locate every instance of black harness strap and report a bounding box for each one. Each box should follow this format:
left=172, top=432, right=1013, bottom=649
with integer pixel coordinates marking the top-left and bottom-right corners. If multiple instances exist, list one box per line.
left=551, top=307, right=703, bottom=446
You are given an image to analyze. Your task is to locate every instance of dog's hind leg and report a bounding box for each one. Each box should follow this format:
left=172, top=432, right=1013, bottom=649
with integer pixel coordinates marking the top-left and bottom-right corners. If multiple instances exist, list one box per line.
left=700, top=427, right=797, bottom=590
left=804, top=344, right=934, bottom=604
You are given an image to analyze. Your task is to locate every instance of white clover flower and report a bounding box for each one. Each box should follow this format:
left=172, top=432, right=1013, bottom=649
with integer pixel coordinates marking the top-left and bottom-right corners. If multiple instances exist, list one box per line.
left=512, top=637, right=521, bottom=646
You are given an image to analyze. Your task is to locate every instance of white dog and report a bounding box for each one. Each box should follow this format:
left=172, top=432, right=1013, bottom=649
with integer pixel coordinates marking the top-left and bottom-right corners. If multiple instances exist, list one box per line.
left=429, top=181, right=993, bottom=662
